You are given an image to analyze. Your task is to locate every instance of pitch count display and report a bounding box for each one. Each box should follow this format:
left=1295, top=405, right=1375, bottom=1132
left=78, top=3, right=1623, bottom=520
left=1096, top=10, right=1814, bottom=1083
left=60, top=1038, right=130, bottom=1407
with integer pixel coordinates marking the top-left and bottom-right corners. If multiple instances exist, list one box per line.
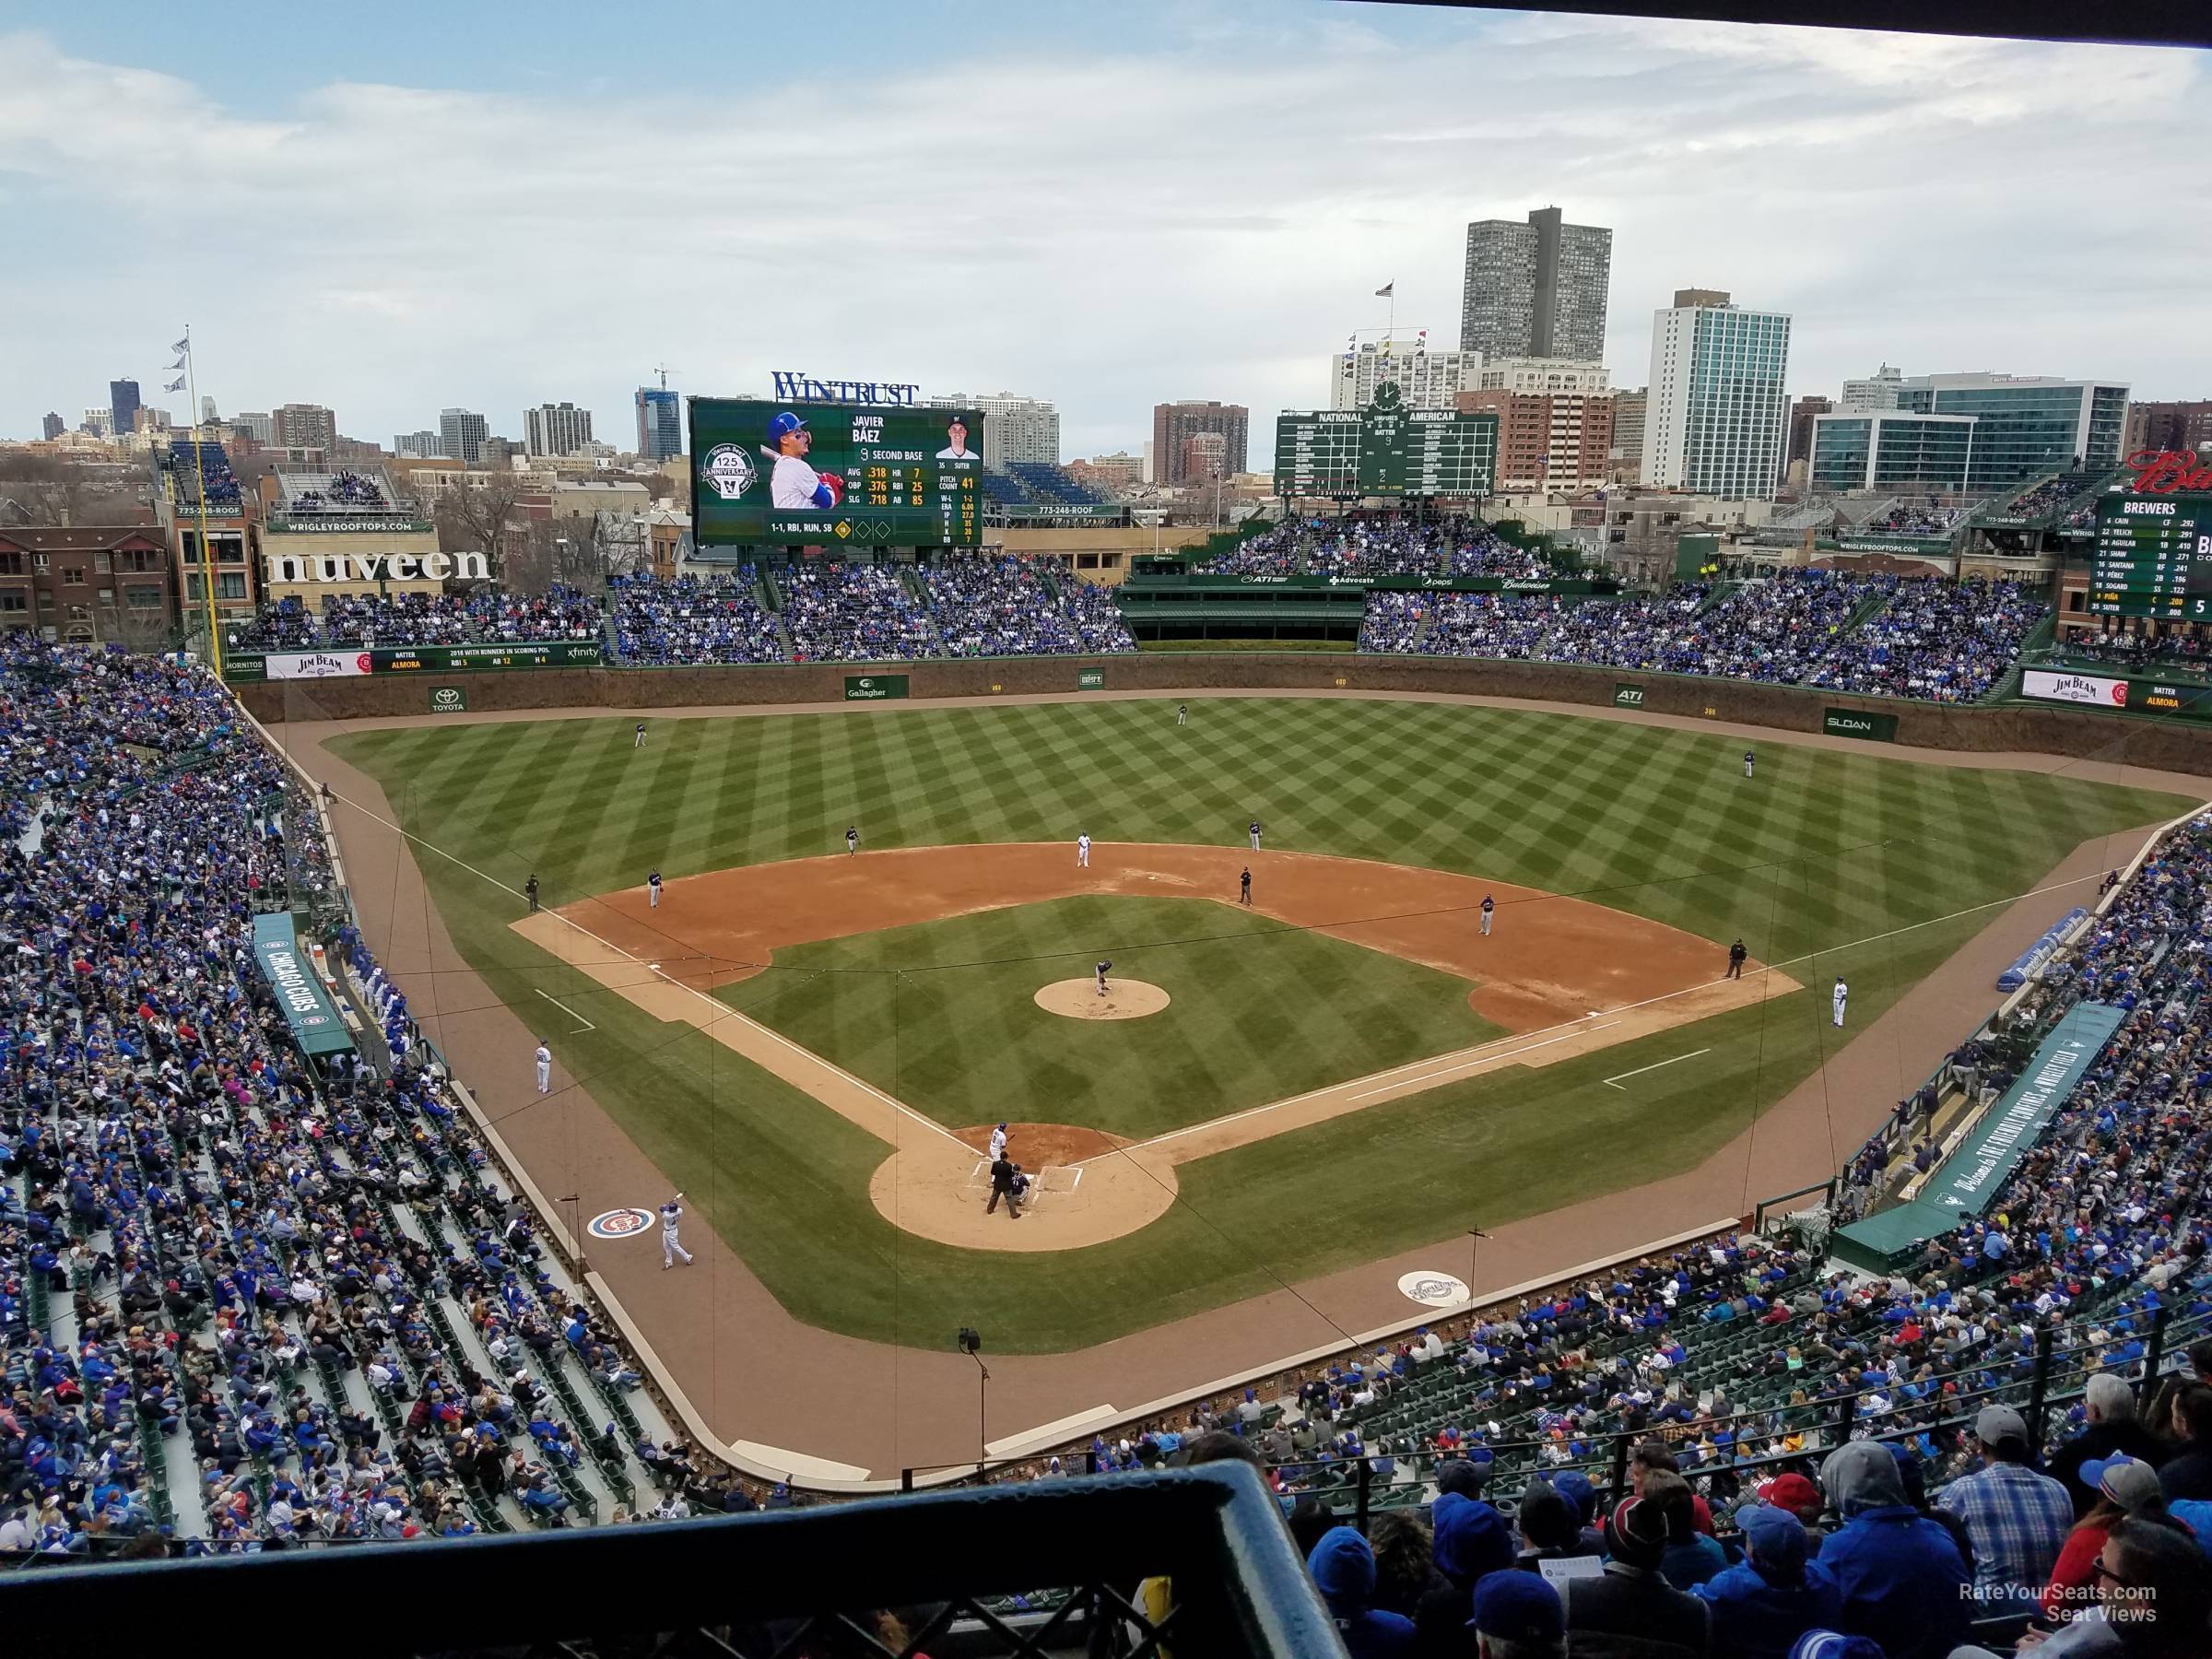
left=690, top=398, right=982, bottom=547
left=2088, top=494, right=2212, bottom=619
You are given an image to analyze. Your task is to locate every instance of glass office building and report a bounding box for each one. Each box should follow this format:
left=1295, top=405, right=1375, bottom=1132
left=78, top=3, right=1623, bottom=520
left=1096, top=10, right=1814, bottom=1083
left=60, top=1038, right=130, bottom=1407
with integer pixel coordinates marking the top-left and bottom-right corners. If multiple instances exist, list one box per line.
left=1895, top=374, right=2128, bottom=488
left=1643, top=294, right=1792, bottom=500
left=1807, top=412, right=1976, bottom=491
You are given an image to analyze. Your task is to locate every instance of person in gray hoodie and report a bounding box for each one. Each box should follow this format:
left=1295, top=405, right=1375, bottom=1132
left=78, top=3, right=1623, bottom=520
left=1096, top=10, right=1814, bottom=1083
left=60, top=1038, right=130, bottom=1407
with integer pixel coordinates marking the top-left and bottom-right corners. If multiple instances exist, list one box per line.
left=1815, top=1442, right=1969, bottom=1659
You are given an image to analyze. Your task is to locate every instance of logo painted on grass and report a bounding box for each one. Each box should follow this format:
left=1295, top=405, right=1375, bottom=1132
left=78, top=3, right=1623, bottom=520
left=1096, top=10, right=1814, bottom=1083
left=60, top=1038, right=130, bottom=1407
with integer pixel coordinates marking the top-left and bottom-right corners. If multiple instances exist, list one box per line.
left=1396, top=1269, right=1470, bottom=1309
left=429, top=686, right=467, bottom=713
left=587, top=1207, right=654, bottom=1241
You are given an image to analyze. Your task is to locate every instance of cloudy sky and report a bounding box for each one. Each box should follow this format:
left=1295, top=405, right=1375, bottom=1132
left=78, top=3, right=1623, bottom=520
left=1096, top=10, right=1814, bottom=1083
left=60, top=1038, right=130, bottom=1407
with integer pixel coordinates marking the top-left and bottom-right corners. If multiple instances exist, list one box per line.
left=1, top=3, right=2204, bottom=459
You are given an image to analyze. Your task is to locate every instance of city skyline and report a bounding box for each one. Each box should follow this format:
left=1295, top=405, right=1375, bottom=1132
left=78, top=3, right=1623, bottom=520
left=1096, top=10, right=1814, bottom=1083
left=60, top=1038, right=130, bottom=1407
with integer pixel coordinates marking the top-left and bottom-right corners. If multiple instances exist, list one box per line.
left=2, top=6, right=2206, bottom=461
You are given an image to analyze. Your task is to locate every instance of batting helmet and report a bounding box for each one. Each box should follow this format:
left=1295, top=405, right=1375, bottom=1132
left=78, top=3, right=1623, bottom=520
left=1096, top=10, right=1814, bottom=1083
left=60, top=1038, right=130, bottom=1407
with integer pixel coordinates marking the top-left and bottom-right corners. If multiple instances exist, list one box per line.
left=767, top=411, right=808, bottom=445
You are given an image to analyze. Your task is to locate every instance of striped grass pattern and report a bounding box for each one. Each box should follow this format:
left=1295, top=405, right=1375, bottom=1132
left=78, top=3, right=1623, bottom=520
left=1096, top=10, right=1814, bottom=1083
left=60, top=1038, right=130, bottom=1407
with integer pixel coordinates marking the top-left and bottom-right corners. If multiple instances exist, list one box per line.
left=335, top=700, right=2191, bottom=1350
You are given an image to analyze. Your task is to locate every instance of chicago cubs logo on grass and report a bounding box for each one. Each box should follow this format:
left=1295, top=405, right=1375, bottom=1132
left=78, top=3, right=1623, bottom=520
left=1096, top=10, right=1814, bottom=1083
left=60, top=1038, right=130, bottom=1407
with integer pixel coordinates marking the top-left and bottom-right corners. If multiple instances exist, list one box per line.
left=1397, top=1270, right=1470, bottom=1309
left=588, top=1207, right=655, bottom=1241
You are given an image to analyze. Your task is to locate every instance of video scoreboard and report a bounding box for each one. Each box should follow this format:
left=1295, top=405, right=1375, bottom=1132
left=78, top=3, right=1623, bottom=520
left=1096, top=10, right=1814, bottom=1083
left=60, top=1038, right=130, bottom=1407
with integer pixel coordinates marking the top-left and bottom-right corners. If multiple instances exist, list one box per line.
left=690, top=397, right=982, bottom=547
left=1274, top=404, right=1498, bottom=500
left=2088, top=495, right=2212, bottom=619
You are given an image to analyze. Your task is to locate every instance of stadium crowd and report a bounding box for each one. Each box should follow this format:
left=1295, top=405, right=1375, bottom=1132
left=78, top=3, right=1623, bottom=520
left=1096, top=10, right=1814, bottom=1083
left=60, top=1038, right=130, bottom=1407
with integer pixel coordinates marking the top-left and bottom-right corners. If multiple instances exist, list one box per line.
left=1859, top=505, right=1964, bottom=537
left=1204, top=514, right=1551, bottom=581
left=229, top=587, right=603, bottom=651
left=919, top=556, right=1133, bottom=656
left=780, top=563, right=938, bottom=662
left=608, top=572, right=782, bottom=666
left=0, top=639, right=710, bottom=1555
left=288, top=472, right=388, bottom=512
left=1364, top=571, right=2050, bottom=702
left=2042, top=630, right=2212, bottom=679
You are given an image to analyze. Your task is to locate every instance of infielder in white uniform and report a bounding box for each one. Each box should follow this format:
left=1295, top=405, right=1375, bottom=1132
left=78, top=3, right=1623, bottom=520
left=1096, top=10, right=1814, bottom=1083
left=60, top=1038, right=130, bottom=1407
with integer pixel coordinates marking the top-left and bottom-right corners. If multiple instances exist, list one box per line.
left=1831, top=977, right=1849, bottom=1028
left=1249, top=819, right=1263, bottom=852
left=1479, top=895, right=1495, bottom=937
left=534, top=1041, right=551, bottom=1096
left=660, top=1194, right=693, bottom=1269
left=648, top=868, right=663, bottom=910
left=764, top=412, right=845, bottom=511
left=1077, top=832, right=1091, bottom=868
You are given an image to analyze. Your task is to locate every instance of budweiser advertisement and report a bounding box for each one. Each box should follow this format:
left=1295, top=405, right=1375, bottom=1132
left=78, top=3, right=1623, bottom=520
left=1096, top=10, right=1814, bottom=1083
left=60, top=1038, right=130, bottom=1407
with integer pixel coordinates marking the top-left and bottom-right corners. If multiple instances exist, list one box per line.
left=2022, top=668, right=2128, bottom=709
left=2125, top=451, right=2212, bottom=494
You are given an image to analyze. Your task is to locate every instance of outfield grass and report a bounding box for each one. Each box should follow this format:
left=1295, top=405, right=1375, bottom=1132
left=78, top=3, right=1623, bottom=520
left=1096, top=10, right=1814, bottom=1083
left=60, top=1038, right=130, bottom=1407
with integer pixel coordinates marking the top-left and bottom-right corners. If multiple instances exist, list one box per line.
left=731, top=895, right=1508, bottom=1140
left=334, top=699, right=2192, bottom=1350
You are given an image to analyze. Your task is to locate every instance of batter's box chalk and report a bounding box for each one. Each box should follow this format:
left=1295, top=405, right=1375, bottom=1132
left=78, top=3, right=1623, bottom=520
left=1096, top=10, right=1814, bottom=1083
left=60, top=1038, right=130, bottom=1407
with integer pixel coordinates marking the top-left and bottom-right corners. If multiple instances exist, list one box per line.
left=1036, top=1166, right=1081, bottom=1194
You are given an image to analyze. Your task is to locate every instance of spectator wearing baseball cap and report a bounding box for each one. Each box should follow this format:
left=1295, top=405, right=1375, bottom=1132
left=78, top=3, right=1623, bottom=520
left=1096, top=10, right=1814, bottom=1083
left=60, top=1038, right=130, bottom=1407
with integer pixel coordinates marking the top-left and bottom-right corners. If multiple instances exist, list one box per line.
left=2041, top=1457, right=2193, bottom=1622
left=1558, top=1495, right=1711, bottom=1659
left=1468, top=1570, right=1564, bottom=1659
left=1309, top=1525, right=1416, bottom=1659
left=2049, top=1375, right=2168, bottom=1519
left=1755, top=1474, right=1824, bottom=1529
left=1936, top=1405, right=2074, bottom=1618
left=1414, top=1485, right=1514, bottom=1653
left=1512, top=1478, right=1600, bottom=1571
left=1954, top=1516, right=2212, bottom=1659
left=1816, top=1441, right=1969, bottom=1659
left=1692, top=1505, right=1841, bottom=1659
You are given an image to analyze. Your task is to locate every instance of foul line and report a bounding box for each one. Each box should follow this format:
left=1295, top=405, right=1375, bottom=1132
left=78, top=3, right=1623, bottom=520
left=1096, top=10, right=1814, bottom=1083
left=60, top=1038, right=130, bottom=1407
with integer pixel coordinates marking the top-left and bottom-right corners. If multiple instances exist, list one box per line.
left=318, top=785, right=971, bottom=1157
left=1603, top=1047, right=1711, bottom=1090
left=1347, top=1023, right=1620, bottom=1102
left=535, top=989, right=597, bottom=1033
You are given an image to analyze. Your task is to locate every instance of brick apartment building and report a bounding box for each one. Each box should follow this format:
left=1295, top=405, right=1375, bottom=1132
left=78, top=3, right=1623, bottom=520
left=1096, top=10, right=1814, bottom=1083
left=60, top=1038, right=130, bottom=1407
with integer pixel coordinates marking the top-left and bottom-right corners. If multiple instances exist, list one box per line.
left=0, top=526, right=177, bottom=645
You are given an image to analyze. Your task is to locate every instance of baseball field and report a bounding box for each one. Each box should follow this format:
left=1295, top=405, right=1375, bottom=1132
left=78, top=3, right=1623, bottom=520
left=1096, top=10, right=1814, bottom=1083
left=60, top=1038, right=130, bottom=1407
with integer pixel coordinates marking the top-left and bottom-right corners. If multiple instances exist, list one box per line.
left=329, top=696, right=2191, bottom=1355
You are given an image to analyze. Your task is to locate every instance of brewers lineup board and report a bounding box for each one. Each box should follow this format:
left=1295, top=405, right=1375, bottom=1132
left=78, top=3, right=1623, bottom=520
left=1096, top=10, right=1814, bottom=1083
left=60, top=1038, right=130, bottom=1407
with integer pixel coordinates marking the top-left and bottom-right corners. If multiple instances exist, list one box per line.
left=1274, top=406, right=1500, bottom=500
left=2089, top=495, right=2212, bottom=619
left=690, top=398, right=982, bottom=547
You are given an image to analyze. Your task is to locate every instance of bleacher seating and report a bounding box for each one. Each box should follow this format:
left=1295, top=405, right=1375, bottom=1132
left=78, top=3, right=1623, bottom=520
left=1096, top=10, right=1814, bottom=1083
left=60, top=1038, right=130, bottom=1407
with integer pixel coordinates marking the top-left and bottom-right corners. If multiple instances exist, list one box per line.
left=164, top=441, right=242, bottom=512
left=229, top=586, right=602, bottom=651
left=918, top=556, right=1133, bottom=656
left=1003, top=462, right=1111, bottom=507
left=609, top=571, right=782, bottom=665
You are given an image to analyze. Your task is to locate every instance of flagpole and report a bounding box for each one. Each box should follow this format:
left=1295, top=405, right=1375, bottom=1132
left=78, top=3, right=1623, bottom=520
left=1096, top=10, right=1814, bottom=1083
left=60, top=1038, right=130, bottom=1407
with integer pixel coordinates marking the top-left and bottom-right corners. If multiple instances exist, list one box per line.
left=181, top=328, right=224, bottom=677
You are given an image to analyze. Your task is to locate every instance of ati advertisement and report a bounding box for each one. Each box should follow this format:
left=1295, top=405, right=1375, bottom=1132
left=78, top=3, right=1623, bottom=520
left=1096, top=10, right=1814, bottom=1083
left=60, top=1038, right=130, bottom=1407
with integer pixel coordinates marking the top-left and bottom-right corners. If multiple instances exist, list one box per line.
left=691, top=397, right=982, bottom=548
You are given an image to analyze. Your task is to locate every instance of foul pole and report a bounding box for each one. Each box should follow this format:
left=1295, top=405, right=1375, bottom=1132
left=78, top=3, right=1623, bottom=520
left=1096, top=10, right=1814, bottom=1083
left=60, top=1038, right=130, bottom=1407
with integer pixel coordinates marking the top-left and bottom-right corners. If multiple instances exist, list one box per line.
left=181, top=326, right=224, bottom=677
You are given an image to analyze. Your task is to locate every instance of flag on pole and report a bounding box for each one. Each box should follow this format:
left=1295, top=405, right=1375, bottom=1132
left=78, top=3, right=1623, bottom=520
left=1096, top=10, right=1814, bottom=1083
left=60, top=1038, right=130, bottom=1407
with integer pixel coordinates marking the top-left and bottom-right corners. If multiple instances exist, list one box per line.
left=165, top=376, right=186, bottom=394
left=1374, top=282, right=1394, bottom=298
left=169, top=357, right=186, bottom=371
left=171, top=336, right=191, bottom=356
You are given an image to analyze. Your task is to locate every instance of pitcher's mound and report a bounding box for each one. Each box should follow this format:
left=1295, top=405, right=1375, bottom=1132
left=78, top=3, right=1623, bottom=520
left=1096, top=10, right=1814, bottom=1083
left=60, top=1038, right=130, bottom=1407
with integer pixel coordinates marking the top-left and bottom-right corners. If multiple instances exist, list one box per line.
left=1034, top=978, right=1170, bottom=1020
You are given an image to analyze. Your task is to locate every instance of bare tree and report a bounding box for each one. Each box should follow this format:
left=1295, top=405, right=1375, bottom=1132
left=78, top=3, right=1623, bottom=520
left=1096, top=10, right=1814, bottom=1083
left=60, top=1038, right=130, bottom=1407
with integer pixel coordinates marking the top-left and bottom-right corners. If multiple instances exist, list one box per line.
left=433, top=474, right=526, bottom=577
left=502, top=515, right=610, bottom=595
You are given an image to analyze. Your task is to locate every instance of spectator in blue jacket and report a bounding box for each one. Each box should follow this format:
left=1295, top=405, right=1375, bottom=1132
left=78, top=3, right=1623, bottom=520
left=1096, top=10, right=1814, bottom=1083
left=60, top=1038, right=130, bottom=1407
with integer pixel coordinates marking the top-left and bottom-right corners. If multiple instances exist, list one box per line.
left=1310, top=1524, right=1416, bottom=1659
left=1695, top=1504, right=1841, bottom=1659
left=1415, top=1488, right=1515, bottom=1653
left=1816, top=1441, right=1970, bottom=1659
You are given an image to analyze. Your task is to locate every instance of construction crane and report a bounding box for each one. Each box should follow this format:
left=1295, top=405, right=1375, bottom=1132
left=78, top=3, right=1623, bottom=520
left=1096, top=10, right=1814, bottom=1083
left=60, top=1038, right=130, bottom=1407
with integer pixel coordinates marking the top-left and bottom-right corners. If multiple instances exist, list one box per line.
left=652, top=363, right=679, bottom=391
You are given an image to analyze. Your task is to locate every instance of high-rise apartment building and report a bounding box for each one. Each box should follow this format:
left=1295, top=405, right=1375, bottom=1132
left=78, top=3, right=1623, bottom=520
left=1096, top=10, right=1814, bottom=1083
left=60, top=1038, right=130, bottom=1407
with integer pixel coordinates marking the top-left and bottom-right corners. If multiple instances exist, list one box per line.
left=1460, top=206, right=1612, bottom=364
left=1610, top=388, right=1647, bottom=484
left=394, top=430, right=445, bottom=459
left=110, top=380, right=141, bottom=439
left=930, top=393, right=1058, bottom=467
left=81, top=408, right=115, bottom=438
left=2125, top=400, right=2212, bottom=457
left=41, top=412, right=64, bottom=441
left=1839, top=365, right=1903, bottom=413
left=1806, top=412, right=1978, bottom=493
left=1786, top=395, right=1834, bottom=476
left=200, top=395, right=220, bottom=425
left=1182, top=431, right=1229, bottom=482
left=524, top=402, right=594, bottom=458
left=440, top=408, right=489, bottom=465
left=1642, top=289, right=1793, bottom=500
left=231, top=412, right=275, bottom=445
left=273, top=403, right=337, bottom=451
left=1332, top=344, right=1480, bottom=411
left=1457, top=388, right=1617, bottom=493
left=1474, top=358, right=1609, bottom=394
left=635, top=388, right=682, bottom=462
left=1150, top=401, right=1249, bottom=487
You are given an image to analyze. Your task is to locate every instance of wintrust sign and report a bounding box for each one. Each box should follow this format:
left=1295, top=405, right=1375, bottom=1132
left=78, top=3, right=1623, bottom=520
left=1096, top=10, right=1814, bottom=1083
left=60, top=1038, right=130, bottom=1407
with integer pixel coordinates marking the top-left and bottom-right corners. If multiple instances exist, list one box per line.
left=266, top=550, right=491, bottom=584
left=769, top=371, right=921, bottom=406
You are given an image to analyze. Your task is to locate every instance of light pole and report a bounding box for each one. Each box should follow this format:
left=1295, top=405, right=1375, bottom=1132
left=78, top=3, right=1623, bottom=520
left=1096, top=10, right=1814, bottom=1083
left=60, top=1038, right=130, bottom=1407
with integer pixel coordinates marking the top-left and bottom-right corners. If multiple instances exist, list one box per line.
left=958, top=1326, right=988, bottom=1475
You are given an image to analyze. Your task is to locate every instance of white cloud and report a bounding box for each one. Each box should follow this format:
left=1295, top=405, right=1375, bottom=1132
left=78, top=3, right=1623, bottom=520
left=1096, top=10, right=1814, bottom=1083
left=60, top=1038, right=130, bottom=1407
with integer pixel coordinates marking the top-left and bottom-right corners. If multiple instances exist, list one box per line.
left=0, top=15, right=2204, bottom=457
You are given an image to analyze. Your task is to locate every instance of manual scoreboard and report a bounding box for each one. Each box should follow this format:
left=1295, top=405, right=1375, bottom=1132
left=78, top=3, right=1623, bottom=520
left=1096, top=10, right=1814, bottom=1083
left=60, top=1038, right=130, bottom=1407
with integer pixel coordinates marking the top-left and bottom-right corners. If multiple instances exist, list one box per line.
left=2088, top=495, right=2212, bottom=619
left=690, top=397, right=982, bottom=547
left=1274, top=402, right=1497, bottom=500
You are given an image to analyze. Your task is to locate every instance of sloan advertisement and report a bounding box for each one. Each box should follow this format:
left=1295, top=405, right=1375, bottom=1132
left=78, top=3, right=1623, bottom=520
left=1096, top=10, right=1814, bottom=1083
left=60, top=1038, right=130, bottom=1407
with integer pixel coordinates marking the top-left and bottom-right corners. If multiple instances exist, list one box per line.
left=2022, top=669, right=2126, bottom=709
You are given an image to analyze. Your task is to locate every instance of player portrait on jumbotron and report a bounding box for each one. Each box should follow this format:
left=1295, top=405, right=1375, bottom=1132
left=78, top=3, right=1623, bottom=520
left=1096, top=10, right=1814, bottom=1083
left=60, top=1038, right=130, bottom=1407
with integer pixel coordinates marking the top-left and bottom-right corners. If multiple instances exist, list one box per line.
left=936, top=416, right=979, bottom=462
